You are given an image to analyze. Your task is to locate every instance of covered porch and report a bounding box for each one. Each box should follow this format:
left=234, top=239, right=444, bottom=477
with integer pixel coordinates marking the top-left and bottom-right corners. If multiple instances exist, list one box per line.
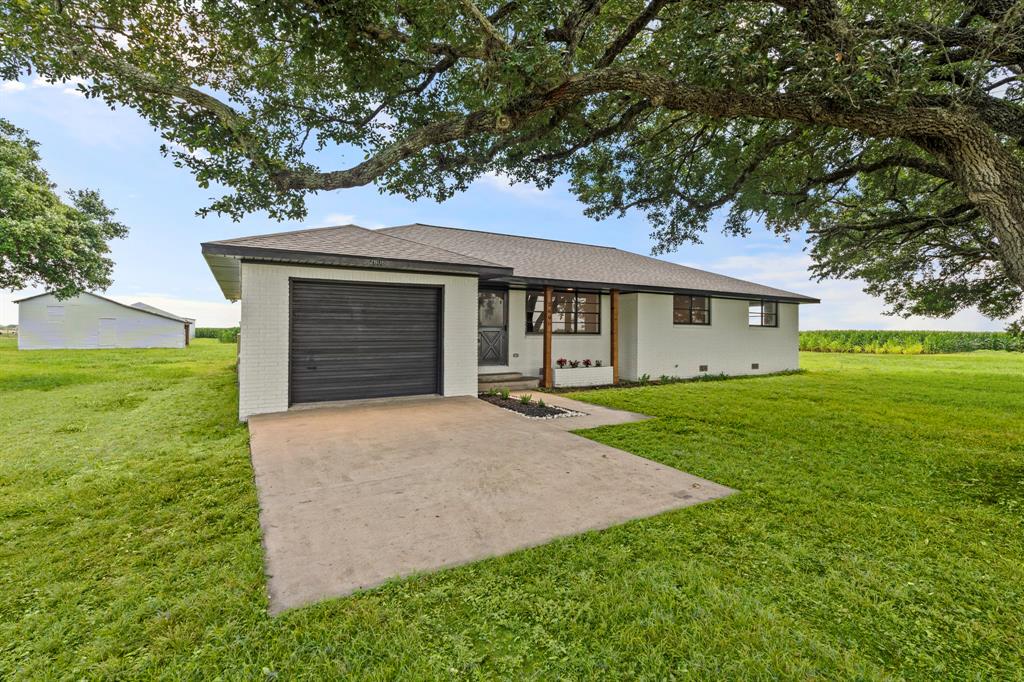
left=477, top=285, right=621, bottom=390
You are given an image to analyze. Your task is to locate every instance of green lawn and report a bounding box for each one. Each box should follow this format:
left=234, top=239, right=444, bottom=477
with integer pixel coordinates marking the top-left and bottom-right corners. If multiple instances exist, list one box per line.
left=1, top=339, right=1022, bottom=678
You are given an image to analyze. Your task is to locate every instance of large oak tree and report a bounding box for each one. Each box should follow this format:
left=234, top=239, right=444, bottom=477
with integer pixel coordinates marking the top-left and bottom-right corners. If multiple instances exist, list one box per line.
left=4, top=0, right=1024, bottom=323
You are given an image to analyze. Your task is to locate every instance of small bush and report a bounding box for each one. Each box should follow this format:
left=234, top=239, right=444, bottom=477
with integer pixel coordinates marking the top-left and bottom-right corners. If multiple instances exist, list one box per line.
left=638, top=373, right=650, bottom=385
left=499, top=388, right=511, bottom=400
left=799, top=330, right=1023, bottom=354
left=594, top=359, right=603, bottom=367
left=216, top=327, right=240, bottom=343
left=519, top=394, right=532, bottom=405
left=569, top=360, right=580, bottom=368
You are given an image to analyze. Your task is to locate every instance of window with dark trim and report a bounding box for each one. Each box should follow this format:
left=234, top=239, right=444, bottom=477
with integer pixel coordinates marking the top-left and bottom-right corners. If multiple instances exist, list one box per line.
left=525, top=289, right=601, bottom=334
left=748, top=300, right=779, bottom=327
left=673, top=295, right=710, bottom=325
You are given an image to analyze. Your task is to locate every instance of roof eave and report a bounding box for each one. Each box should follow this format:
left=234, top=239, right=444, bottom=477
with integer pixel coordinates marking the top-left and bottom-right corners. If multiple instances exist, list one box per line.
left=492, top=275, right=820, bottom=304
left=200, top=243, right=514, bottom=301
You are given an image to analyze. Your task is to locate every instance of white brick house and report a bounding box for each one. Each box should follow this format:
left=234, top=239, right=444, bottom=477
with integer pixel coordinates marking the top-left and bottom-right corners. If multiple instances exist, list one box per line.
left=202, top=223, right=818, bottom=420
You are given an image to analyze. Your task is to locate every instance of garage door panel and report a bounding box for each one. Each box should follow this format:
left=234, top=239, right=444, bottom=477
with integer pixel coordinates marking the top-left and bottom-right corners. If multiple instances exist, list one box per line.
left=290, top=280, right=441, bottom=404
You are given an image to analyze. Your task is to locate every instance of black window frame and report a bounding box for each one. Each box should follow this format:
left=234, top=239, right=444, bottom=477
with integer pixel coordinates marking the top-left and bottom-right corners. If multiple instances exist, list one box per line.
left=525, top=288, right=602, bottom=335
left=748, top=299, right=779, bottom=328
left=673, top=295, right=711, bottom=326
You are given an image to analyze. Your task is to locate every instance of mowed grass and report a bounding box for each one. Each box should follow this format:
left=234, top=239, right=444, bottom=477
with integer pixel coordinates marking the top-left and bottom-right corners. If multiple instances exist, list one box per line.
left=1, top=339, right=1022, bottom=679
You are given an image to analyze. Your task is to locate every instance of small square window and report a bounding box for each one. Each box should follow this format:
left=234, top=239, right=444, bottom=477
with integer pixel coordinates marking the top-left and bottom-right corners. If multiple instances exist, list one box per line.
left=749, top=300, right=779, bottom=327
left=673, top=295, right=711, bottom=325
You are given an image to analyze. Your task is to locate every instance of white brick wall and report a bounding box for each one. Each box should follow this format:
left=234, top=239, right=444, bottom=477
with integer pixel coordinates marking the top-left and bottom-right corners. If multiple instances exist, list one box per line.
left=238, top=262, right=478, bottom=420
left=479, top=289, right=798, bottom=382
left=632, top=294, right=800, bottom=379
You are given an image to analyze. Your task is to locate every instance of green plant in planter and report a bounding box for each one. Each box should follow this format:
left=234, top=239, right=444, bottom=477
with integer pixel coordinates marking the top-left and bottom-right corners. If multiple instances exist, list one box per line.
left=499, top=388, right=511, bottom=400
left=485, top=387, right=498, bottom=397
left=519, top=394, right=532, bottom=405
left=537, top=399, right=546, bottom=408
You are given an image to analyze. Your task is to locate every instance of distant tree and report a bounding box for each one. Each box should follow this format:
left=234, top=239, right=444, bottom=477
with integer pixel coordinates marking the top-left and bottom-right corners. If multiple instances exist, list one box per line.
left=3, top=1, right=1024, bottom=322
left=0, top=118, right=127, bottom=297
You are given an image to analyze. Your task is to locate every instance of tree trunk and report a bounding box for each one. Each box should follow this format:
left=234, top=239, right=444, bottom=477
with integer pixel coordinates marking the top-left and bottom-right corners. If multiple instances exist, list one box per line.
left=940, top=123, right=1024, bottom=289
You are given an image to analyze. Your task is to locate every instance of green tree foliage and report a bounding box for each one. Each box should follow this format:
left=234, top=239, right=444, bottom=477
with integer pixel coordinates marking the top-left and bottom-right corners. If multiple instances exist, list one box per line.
left=0, top=118, right=127, bottom=297
left=4, top=1, right=1024, bottom=322
left=800, top=329, right=1023, bottom=353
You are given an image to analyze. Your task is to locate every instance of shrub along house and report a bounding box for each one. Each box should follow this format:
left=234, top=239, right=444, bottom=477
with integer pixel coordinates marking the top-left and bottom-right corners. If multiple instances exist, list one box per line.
left=202, top=223, right=819, bottom=420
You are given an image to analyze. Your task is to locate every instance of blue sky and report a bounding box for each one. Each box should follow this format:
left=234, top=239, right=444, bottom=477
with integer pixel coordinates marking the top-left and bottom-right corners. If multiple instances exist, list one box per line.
left=0, top=76, right=1004, bottom=330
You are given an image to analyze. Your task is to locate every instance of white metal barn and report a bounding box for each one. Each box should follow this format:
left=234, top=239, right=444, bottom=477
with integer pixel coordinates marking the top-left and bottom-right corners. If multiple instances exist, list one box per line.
left=15, top=292, right=193, bottom=350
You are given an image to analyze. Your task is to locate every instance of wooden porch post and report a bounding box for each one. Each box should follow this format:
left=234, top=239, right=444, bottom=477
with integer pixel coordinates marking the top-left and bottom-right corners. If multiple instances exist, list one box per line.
left=543, top=285, right=553, bottom=388
left=610, top=289, right=620, bottom=384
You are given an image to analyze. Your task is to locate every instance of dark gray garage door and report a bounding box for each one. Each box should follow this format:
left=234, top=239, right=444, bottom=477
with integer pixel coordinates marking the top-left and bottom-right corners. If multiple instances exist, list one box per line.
left=290, top=279, right=441, bottom=404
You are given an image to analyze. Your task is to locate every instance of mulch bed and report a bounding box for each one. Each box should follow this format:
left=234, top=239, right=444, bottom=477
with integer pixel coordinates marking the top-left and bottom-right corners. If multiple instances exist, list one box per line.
left=478, top=394, right=583, bottom=419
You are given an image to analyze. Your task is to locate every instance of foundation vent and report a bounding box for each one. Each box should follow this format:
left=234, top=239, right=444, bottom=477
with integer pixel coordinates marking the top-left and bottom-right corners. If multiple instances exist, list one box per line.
left=751, top=363, right=759, bottom=370
left=699, top=364, right=708, bottom=372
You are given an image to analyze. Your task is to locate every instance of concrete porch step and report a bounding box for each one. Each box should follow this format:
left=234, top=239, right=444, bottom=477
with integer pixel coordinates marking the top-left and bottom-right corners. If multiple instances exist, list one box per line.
left=478, top=371, right=526, bottom=382
left=478, top=376, right=541, bottom=392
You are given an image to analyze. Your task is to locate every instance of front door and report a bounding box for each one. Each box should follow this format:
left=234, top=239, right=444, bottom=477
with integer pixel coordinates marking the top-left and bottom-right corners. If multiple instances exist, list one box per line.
left=478, top=289, right=508, bottom=366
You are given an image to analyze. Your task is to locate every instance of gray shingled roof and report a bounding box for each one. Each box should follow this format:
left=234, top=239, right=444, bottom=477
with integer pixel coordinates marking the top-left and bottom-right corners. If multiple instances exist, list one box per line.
left=381, top=224, right=818, bottom=302
left=201, top=222, right=818, bottom=302
left=204, top=224, right=505, bottom=268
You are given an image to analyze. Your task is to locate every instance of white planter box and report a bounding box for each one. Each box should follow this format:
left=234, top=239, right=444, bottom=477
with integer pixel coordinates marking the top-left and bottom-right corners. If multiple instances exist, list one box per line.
left=553, top=365, right=614, bottom=388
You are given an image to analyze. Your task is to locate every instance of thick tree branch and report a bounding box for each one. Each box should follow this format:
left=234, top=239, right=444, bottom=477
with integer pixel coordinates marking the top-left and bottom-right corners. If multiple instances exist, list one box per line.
left=805, top=153, right=954, bottom=189
left=269, top=68, right=992, bottom=193
left=596, top=0, right=673, bottom=67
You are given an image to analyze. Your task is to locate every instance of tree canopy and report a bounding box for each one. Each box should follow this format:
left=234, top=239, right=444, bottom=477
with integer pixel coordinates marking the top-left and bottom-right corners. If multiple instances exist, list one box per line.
left=3, top=0, right=1024, bottom=323
left=0, top=118, right=127, bottom=297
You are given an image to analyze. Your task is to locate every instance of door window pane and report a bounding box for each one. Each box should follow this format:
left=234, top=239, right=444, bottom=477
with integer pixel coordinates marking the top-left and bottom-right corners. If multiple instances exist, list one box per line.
left=478, top=291, right=505, bottom=327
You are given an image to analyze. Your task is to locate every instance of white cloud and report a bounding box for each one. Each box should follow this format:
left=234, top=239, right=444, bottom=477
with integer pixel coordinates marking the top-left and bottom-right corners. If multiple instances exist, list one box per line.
left=697, top=252, right=1008, bottom=331
left=30, top=75, right=87, bottom=89
left=109, top=294, right=239, bottom=327
left=164, top=140, right=211, bottom=160
left=1, top=81, right=26, bottom=93
left=315, top=213, right=356, bottom=226
left=477, top=171, right=546, bottom=199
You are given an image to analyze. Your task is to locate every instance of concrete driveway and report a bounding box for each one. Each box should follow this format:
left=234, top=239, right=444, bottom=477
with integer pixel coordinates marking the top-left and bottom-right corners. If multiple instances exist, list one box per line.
left=248, top=395, right=733, bottom=613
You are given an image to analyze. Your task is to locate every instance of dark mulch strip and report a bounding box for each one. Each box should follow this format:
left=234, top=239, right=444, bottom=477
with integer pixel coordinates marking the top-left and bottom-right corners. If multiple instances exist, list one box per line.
left=478, top=394, right=574, bottom=418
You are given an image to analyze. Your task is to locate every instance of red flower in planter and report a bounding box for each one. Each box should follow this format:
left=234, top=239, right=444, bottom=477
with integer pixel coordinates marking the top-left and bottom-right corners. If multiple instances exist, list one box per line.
left=582, top=359, right=592, bottom=367
left=556, top=357, right=568, bottom=368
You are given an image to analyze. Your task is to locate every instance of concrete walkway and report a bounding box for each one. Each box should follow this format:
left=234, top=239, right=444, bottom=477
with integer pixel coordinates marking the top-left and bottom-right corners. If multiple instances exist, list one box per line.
left=248, top=395, right=734, bottom=613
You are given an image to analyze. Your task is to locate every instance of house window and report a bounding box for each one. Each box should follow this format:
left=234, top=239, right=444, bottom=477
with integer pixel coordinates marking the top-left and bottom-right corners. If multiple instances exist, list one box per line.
left=749, top=300, right=779, bottom=327
left=525, top=289, right=601, bottom=334
left=673, top=295, right=710, bottom=325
